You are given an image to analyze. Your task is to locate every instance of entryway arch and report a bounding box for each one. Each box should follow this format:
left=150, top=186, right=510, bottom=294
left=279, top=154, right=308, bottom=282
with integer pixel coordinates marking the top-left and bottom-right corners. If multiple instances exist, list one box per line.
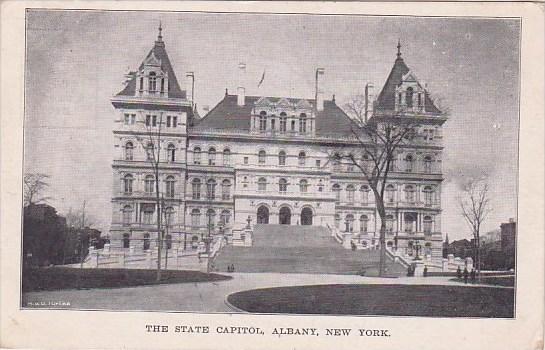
left=301, top=207, right=313, bottom=225
left=279, top=206, right=291, bottom=225
left=257, top=205, right=269, bottom=224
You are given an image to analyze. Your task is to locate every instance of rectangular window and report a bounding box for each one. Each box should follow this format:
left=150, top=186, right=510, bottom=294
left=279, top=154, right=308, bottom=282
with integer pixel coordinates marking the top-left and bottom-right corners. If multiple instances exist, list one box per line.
left=271, top=119, right=276, bottom=130
left=172, top=116, right=177, bottom=128
left=166, top=116, right=171, bottom=127
left=244, top=157, right=248, bottom=165
left=280, top=117, right=287, bottom=132
left=145, top=115, right=151, bottom=127
left=130, top=114, right=135, bottom=125
left=291, top=120, right=296, bottom=131
left=316, top=160, right=321, bottom=167
left=152, top=115, right=157, bottom=127
left=124, top=114, right=130, bottom=125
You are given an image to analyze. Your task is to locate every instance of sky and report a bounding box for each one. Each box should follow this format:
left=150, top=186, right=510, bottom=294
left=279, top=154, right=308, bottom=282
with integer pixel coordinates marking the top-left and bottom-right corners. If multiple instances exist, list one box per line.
left=24, top=10, right=520, bottom=240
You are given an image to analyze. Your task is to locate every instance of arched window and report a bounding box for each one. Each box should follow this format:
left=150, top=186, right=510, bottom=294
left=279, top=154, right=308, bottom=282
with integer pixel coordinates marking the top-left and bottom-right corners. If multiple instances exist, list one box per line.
left=362, top=154, right=371, bottom=172
left=334, top=214, right=341, bottom=229
left=299, top=113, right=307, bottom=133
left=142, top=205, right=154, bottom=224
left=360, top=215, right=369, bottom=233
left=191, top=209, right=201, bottom=228
left=191, top=178, right=201, bottom=199
left=208, top=147, right=216, bottom=165
left=386, top=184, right=395, bottom=203
left=405, top=154, right=414, bottom=172
left=167, top=144, right=176, bottom=162
left=387, top=154, right=396, bottom=171
left=258, top=150, right=266, bottom=164
left=123, top=174, right=134, bottom=194
left=332, top=183, right=341, bottom=202
left=146, top=142, right=154, bottom=161
left=144, top=175, right=155, bottom=193
left=259, top=111, right=267, bottom=131
left=279, top=112, right=287, bottom=132
left=206, top=209, right=216, bottom=229
left=345, top=214, right=354, bottom=232
left=360, top=185, right=370, bottom=204
left=406, top=87, right=414, bottom=108
left=165, top=176, right=175, bottom=198
left=298, top=151, right=306, bottom=166
left=279, top=178, right=288, bottom=193
left=164, top=207, right=174, bottom=227
left=317, top=180, right=324, bottom=192
left=122, top=205, right=132, bottom=225
left=423, top=215, right=433, bottom=233
left=278, top=151, right=286, bottom=165
left=143, top=233, right=150, bottom=250
left=424, top=186, right=434, bottom=206
left=404, top=185, right=415, bottom=203
left=123, top=233, right=130, bottom=248
left=125, top=141, right=134, bottom=160
left=258, top=177, right=267, bottom=192
left=346, top=185, right=355, bottom=203
left=385, top=214, right=394, bottom=233
left=206, top=179, right=216, bottom=200
left=220, top=210, right=230, bottom=225
left=221, top=179, right=231, bottom=200
left=148, top=72, right=157, bottom=92
left=223, top=148, right=231, bottom=166
left=424, top=155, right=433, bottom=174
left=193, top=147, right=201, bottom=164
left=299, top=179, right=308, bottom=193
left=404, top=213, right=417, bottom=233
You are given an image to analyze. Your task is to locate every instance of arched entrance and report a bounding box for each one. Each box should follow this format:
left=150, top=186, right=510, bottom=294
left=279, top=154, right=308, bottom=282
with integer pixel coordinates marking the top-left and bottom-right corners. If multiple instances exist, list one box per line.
left=301, top=207, right=313, bottom=225
left=257, top=205, right=269, bottom=224
left=279, top=207, right=291, bottom=225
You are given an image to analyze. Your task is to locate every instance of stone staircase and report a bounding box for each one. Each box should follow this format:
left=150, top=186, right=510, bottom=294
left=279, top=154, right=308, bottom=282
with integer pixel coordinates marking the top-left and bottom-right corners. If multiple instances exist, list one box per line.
left=213, top=225, right=405, bottom=276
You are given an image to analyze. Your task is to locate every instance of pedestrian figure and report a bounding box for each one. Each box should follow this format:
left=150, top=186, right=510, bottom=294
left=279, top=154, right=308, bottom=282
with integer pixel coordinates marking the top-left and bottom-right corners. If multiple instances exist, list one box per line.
left=456, top=266, right=462, bottom=279
left=227, top=264, right=231, bottom=272
left=423, top=266, right=428, bottom=277
left=470, top=269, right=476, bottom=283
left=231, top=263, right=235, bottom=273
left=463, top=267, right=469, bottom=284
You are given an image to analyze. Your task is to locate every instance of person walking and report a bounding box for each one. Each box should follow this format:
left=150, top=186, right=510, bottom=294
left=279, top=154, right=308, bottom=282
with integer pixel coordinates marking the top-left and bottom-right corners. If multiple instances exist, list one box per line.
left=470, top=268, right=476, bottom=283
left=463, top=267, right=469, bottom=284
left=456, top=266, right=462, bottom=279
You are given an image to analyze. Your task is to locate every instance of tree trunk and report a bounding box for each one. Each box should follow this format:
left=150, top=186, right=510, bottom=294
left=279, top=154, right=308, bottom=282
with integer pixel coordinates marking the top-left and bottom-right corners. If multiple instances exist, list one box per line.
left=155, top=169, right=162, bottom=282
left=374, top=190, right=387, bottom=277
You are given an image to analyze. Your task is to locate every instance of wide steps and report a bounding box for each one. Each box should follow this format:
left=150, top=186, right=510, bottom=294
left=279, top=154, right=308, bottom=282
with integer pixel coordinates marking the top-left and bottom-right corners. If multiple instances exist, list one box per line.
left=213, top=224, right=406, bottom=276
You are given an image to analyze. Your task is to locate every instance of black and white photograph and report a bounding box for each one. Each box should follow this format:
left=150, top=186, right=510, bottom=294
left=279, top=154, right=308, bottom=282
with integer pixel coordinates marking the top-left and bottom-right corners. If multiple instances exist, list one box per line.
left=20, top=9, right=520, bottom=317
left=2, top=3, right=544, bottom=350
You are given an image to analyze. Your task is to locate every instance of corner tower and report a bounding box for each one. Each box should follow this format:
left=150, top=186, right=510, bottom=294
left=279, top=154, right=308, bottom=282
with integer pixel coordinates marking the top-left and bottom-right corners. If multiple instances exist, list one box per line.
left=109, top=25, right=192, bottom=252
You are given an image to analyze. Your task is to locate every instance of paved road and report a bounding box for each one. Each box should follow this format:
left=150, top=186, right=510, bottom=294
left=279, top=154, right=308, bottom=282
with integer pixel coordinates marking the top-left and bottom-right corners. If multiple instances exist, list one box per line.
left=22, top=273, right=507, bottom=313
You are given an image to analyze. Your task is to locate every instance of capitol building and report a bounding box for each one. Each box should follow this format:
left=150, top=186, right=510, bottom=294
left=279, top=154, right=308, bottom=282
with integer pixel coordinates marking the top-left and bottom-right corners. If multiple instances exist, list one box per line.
left=109, top=28, right=447, bottom=260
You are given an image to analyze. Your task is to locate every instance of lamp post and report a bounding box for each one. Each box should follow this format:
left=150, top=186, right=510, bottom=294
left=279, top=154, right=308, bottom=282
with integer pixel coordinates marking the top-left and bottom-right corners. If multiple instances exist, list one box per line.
left=414, top=240, right=422, bottom=260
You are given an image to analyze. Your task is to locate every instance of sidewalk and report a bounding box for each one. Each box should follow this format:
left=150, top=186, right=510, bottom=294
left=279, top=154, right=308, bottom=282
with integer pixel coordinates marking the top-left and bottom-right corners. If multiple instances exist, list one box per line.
left=22, top=273, right=509, bottom=313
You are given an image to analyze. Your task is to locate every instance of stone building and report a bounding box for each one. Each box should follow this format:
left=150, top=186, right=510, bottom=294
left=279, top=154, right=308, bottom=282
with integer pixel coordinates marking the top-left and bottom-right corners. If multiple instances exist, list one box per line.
left=109, top=29, right=447, bottom=259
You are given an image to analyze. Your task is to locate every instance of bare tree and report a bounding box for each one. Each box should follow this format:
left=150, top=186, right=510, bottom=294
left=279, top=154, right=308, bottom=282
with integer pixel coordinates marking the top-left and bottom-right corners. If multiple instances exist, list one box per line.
left=337, top=95, right=419, bottom=276
left=459, top=178, right=492, bottom=276
left=137, top=113, right=166, bottom=281
left=23, top=173, right=51, bottom=206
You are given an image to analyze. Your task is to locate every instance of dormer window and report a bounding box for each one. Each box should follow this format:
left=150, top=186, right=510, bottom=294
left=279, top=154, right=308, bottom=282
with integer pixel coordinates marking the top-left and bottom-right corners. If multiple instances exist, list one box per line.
left=139, top=77, right=144, bottom=92
left=406, top=87, right=414, bottom=108
left=259, top=111, right=267, bottom=132
left=299, top=113, right=307, bottom=133
left=160, top=78, right=165, bottom=94
left=148, top=72, right=157, bottom=93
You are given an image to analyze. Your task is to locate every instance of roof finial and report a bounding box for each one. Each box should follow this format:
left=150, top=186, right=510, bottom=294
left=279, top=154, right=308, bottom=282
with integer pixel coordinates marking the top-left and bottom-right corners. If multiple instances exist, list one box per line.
left=158, top=21, right=163, bottom=41
left=397, top=39, right=402, bottom=59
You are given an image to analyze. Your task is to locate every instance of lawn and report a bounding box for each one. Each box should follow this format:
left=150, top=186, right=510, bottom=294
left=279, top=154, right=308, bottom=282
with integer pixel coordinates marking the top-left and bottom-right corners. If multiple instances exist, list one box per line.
left=22, top=267, right=231, bottom=292
left=227, top=284, right=514, bottom=318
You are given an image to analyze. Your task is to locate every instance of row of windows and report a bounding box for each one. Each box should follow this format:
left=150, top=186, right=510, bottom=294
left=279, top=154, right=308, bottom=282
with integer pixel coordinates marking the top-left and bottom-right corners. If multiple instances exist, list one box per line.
left=139, top=72, right=166, bottom=94
left=121, top=233, right=174, bottom=250
left=257, top=112, right=308, bottom=133
left=192, top=147, right=230, bottom=166
left=191, top=179, right=232, bottom=200
left=190, top=208, right=231, bottom=228
left=122, top=204, right=175, bottom=225
left=333, top=213, right=434, bottom=233
left=332, top=184, right=436, bottom=205
left=123, top=174, right=177, bottom=197
left=123, top=114, right=178, bottom=128
left=124, top=142, right=177, bottom=162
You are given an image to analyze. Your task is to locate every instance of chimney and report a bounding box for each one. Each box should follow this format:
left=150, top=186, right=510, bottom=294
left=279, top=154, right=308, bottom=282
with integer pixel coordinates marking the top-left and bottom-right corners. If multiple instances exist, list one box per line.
left=364, top=82, right=375, bottom=122
left=237, top=62, right=246, bottom=106
left=316, top=90, right=324, bottom=111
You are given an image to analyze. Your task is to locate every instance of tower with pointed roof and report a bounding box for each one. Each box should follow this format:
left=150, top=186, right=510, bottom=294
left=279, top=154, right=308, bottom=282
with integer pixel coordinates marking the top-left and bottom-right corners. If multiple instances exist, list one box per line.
left=109, top=26, right=192, bottom=250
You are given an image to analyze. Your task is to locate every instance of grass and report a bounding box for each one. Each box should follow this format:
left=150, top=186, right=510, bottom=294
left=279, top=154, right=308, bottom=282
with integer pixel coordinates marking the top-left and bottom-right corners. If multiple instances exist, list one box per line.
left=227, top=284, right=514, bottom=318
left=22, top=267, right=232, bottom=292
left=450, top=275, right=515, bottom=287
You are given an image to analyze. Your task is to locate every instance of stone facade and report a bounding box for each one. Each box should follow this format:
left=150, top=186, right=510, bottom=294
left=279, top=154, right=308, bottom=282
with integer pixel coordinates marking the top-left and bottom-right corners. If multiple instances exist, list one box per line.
left=109, top=30, right=447, bottom=259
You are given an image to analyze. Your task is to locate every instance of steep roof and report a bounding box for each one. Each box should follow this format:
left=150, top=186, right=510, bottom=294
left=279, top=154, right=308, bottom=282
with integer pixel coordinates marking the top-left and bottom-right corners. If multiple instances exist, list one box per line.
left=191, top=94, right=356, bottom=137
left=116, top=37, right=186, bottom=99
left=375, top=56, right=441, bottom=114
